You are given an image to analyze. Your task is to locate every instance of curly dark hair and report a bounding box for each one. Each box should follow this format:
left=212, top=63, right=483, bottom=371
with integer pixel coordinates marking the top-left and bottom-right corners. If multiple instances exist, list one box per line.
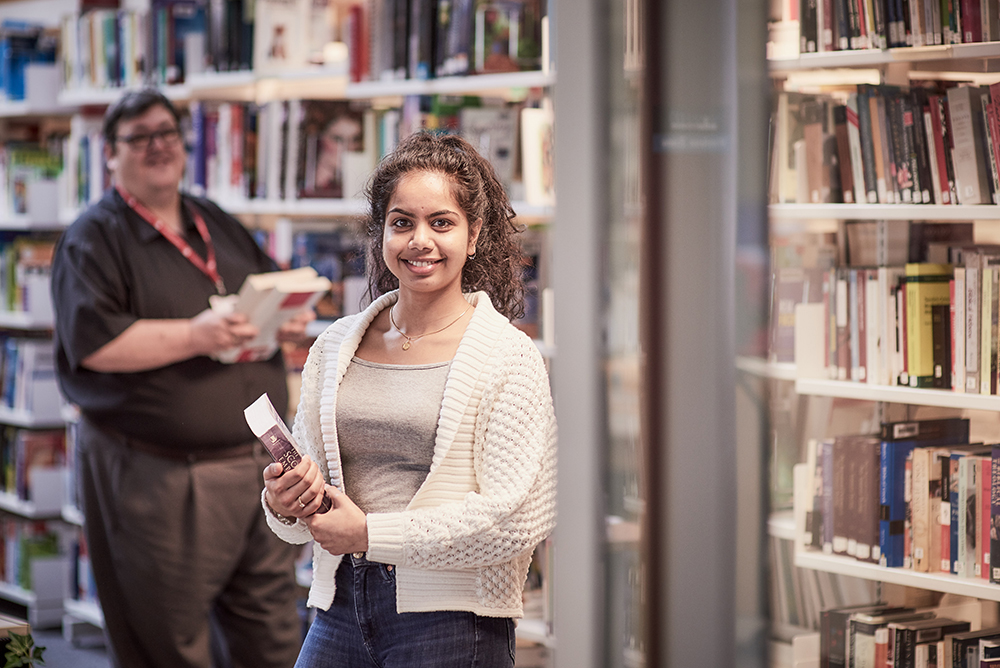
left=363, top=131, right=526, bottom=320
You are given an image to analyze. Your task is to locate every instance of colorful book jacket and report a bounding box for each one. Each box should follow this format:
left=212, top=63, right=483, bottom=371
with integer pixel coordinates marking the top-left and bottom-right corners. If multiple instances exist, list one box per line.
left=879, top=418, right=971, bottom=568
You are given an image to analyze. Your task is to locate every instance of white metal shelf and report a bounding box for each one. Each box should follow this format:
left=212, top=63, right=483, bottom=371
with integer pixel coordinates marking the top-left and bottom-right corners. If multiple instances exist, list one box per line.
left=794, top=377, right=1000, bottom=411
left=735, top=356, right=797, bottom=380
left=769, top=203, right=1000, bottom=221
left=0, top=214, right=69, bottom=231
left=0, top=406, right=67, bottom=430
left=796, top=549, right=1000, bottom=601
left=0, top=100, right=74, bottom=118
left=769, top=42, right=1000, bottom=72
left=0, top=492, right=61, bottom=520
left=55, top=69, right=554, bottom=107
left=212, top=196, right=553, bottom=221
left=62, top=598, right=104, bottom=628
left=516, top=618, right=555, bottom=647
left=769, top=510, right=796, bottom=541
left=0, top=312, right=53, bottom=330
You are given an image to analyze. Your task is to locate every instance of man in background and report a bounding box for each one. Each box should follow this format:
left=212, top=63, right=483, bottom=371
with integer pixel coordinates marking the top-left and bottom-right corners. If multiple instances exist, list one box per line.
left=51, top=88, right=307, bottom=668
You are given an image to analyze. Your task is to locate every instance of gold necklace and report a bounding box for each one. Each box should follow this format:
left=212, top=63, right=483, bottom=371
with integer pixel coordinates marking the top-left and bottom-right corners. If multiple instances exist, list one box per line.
left=388, top=304, right=471, bottom=351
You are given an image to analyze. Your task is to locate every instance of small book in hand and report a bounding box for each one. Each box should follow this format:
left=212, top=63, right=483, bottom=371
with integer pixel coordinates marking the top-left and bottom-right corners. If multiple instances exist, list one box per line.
left=245, top=392, right=332, bottom=514
left=210, top=266, right=331, bottom=364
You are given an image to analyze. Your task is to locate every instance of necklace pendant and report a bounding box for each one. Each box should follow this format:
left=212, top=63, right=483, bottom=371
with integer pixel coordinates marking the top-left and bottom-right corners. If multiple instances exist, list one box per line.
left=402, top=340, right=411, bottom=351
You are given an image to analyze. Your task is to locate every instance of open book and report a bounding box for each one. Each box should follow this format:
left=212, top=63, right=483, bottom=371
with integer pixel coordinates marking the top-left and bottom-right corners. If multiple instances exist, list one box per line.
left=209, top=266, right=331, bottom=363
left=244, top=392, right=332, bottom=514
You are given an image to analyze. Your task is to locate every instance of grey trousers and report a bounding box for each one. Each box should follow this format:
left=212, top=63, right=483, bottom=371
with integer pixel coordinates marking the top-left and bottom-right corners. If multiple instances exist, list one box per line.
left=76, top=417, right=302, bottom=668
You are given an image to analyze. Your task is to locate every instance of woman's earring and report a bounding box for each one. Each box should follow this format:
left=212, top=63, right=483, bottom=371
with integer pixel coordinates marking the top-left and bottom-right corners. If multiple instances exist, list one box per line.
left=467, top=251, right=476, bottom=261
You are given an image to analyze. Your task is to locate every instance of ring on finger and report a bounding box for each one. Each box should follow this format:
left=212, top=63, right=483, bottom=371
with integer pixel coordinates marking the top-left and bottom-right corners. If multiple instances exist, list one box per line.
left=297, top=495, right=306, bottom=509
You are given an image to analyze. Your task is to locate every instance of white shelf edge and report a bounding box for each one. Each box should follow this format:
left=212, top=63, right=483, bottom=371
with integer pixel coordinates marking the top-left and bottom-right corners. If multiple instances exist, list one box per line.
left=0, top=215, right=67, bottom=230
left=216, top=197, right=367, bottom=218
left=0, top=581, right=35, bottom=607
left=62, top=598, right=104, bottom=628
left=57, top=83, right=191, bottom=107
left=769, top=510, right=796, bottom=541
left=735, top=356, right=797, bottom=380
left=769, top=42, right=1000, bottom=72
left=0, top=312, right=53, bottom=329
left=55, top=70, right=555, bottom=107
left=795, top=377, right=1000, bottom=411
left=0, top=101, right=75, bottom=118
left=769, top=203, right=1000, bottom=221
left=0, top=406, right=67, bottom=429
left=0, top=490, right=64, bottom=520
left=795, top=549, right=1000, bottom=601
left=347, top=70, right=555, bottom=99
left=218, top=197, right=552, bottom=220
left=61, top=505, right=84, bottom=527
left=515, top=618, right=555, bottom=647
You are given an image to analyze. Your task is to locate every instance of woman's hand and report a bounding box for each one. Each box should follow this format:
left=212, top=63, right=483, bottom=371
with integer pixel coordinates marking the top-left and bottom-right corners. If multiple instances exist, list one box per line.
left=303, top=486, right=369, bottom=556
left=262, top=455, right=327, bottom=519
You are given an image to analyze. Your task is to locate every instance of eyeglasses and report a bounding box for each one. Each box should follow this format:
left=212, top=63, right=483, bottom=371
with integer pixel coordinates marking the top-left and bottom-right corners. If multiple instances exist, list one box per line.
left=116, top=127, right=182, bottom=151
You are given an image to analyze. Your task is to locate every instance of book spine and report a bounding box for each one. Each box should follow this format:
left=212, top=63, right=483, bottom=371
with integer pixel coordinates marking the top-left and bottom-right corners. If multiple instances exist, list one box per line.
left=991, top=446, right=1000, bottom=583
left=857, top=86, right=881, bottom=202
left=948, top=85, right=992, bottom=204
left=954, top=268, right=967, bottom=393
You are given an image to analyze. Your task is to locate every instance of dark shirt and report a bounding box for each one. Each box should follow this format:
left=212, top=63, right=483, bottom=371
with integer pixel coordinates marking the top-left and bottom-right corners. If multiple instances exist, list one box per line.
left=51, top=188, right=288, bottom=451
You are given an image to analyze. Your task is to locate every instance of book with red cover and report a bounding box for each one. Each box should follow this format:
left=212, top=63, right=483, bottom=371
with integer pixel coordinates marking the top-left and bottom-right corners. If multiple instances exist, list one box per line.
left=244, top=392, right=332, bottom=514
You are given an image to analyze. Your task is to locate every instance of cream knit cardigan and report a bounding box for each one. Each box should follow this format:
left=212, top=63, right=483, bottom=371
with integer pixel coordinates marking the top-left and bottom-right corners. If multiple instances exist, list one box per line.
left=263, top=290, right=557, bottom=617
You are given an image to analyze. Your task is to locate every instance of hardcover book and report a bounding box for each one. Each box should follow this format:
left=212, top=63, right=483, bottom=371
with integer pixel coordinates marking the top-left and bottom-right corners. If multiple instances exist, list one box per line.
left=947, top=85, right=992, bottom=204
left=244, top=392, right=332, bottom=513
left=820, top=603, right=905, bottom=668
left=879, top=418, right=971, bottom=568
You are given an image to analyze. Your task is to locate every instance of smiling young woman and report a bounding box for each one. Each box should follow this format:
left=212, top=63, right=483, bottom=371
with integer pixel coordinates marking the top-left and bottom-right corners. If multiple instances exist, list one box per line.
left=261, top=132, right=557, bottom=668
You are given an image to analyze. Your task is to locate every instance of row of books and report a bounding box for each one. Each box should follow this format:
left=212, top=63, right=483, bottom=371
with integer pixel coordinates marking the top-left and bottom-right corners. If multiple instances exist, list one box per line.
left=0, top=428, right=65, bottom=508
left=0, top=517, right=61, bottom=592
left=65, top=95, right=553, bottom=213
left=772, top=232, right=1000, bottom=392
left=0, top=143, right=63, bottom=220
left=0, top=336, right=64, bottom=422
left=0, top=20, right=57, bottom=102
left=820, top=601, right=1000, bottom=668
left=799, top=0, right=1000, bottom=53
left=771, top=83, right=1000, bottom=207
left=801, top=418, right=1000, bottom=581
left=57, top=0, right=546, bottom=92
left=68, top=528, right=97, bottom=610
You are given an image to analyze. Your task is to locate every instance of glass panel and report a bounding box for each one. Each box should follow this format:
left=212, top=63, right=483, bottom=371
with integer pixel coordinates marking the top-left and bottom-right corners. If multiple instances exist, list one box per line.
left=603, top=0, right=646, bottom=666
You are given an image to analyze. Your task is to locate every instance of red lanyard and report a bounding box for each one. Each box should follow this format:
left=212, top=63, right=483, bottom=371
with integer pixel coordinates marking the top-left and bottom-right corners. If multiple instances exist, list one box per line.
left=116, top=184, right=226, bottom=294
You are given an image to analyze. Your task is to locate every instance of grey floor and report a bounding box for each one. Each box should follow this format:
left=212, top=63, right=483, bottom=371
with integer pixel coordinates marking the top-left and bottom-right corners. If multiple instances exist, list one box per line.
left=32, top=627, right=110, bottom=668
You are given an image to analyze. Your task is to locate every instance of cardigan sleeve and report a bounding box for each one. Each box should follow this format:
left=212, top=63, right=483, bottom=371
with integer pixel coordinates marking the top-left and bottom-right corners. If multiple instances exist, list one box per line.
left=365, top=333, right=557, bottom=569
left=262, top=331, right=329, bottom=543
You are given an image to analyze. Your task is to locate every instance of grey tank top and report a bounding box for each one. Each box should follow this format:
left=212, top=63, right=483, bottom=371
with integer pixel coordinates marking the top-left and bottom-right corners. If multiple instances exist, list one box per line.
left=336, top=357, right=451, bottom=514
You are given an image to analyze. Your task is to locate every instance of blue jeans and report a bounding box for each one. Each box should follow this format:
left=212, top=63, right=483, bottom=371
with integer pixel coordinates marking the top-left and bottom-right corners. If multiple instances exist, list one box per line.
left=295, top=553, right=515, bottom=668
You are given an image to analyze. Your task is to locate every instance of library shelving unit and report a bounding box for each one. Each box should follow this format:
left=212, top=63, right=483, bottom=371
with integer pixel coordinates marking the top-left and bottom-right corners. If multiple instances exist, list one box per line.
left=765, top=41, right=1000, bottom=664
left=0, top=78, right=76, bottom=627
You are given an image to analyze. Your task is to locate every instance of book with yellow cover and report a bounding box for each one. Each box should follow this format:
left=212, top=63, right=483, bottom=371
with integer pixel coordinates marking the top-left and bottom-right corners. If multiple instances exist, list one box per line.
left=904, top=262, right=952, bottom=387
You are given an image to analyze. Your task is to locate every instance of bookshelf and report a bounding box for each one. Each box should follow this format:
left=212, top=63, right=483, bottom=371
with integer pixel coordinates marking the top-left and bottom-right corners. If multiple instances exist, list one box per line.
left=766, top=29, right=1000, bottom=665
